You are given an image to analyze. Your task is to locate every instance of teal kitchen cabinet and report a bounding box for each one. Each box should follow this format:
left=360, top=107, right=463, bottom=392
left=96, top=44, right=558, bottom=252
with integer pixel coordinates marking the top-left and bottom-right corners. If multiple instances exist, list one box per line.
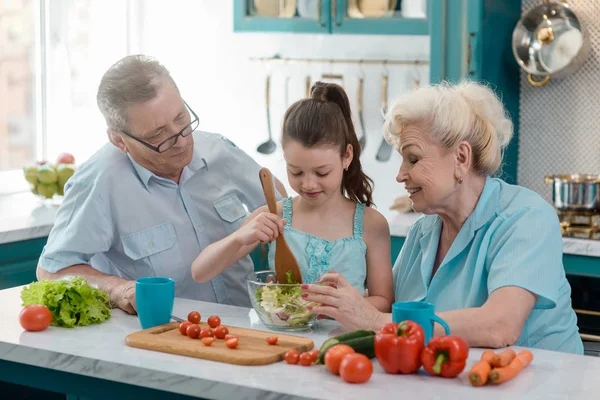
left=436, top=0, right=522, bottom=183
left=0, top=238, right=46, bottom=290
left=234, top=0, right=433, bottom=35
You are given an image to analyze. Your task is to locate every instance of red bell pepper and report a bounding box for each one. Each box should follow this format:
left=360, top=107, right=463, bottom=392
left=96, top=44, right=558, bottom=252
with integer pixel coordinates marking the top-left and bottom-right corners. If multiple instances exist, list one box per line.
left=374, top=321, right=425, bottom=374
left=421, top=336, right=469, bottom=378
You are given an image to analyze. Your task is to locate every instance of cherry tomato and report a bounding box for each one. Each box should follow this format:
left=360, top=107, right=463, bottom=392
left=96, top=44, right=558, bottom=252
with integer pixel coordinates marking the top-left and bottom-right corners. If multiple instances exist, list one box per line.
left=284, top=349, right=300, bottom=365
left=308, top=349, right=320, bottom=363
left=324, top=344, right=355, bottom=375
left=299, top=352, right=313, bottom=366
left=201, top=337, right=215, bottom=346
left=200, top=327, right=214, bottom=338
left=214, top=325, right=229, bottom=339
left=186, top=324, right=200, bottom=339
left=207, top=315, right=221, bottom=329
left=178, top=321, right=192, bottom=335
left=19, top=304, right=52, bottom=332
left=339, top=353, right=373, bottom=384
left=266, top=336, right=278, bottom=345
left=187, top=311, right=201, bottom=324
left=225, top=334, right=238, bottom=340
left=225, top=337, right=239, bottom=349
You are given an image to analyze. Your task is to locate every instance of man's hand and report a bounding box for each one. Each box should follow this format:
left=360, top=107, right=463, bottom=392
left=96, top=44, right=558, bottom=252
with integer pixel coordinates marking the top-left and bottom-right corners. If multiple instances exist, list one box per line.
left=109, top=280, right=137, bottom=315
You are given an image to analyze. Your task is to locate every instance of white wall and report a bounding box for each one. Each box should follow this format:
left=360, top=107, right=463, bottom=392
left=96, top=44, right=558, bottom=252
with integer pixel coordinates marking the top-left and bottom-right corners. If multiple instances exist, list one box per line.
left=139, top=1, right=430, bottom=222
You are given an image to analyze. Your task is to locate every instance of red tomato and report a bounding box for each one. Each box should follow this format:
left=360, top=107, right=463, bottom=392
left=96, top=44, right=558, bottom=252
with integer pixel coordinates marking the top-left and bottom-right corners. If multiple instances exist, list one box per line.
left=284, top=349, right=300, bottom=364
left=339, top=353, right=373, bottom=384
left=225, top=337, right=239, bottom=349
left=178, top=321, right=192, bottom=335
left=214, top=325, right=229, bottom=339
left=266, top=336, right=278, bottom=345
left=308, top=349, right=320, bottom=363
left=187, top=311, right=201, bottom=324
left=186, top=324, right=200, bottom=339
left=200, top=327, right=214, bottom=338
left=225, top=334, right=238, bottom=340
left=19, top=304, right=52, bottom=332
left=201, top=337, right=215, bottom=346
left=299, top=352, right=313, bottom=366
left=324, top=344, right=355, bottom=375
left=207, top=315, right=221, bottom=328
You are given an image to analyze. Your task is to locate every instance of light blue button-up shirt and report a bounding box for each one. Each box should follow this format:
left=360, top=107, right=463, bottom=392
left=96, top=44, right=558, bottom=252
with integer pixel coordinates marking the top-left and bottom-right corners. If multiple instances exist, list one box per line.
left=393, top=177, right=583, bottom=354
left=39, top=131, right=273, bottom=307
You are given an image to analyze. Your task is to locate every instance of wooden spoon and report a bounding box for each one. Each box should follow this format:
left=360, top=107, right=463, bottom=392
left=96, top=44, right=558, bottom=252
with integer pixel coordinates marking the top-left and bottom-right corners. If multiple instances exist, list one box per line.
left=258, top=168, right=303, bottom=284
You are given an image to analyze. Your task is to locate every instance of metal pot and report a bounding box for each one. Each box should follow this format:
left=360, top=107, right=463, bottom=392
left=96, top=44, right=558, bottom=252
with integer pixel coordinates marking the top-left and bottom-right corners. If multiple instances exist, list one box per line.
left=512, top=0, right=590, bottom=87
left=545, top=174, right=600, bottom=211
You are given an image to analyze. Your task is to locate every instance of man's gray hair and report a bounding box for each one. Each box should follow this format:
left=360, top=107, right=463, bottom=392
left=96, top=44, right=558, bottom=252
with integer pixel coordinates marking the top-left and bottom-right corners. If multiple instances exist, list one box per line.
left=97, top=55, right=178, bottom=132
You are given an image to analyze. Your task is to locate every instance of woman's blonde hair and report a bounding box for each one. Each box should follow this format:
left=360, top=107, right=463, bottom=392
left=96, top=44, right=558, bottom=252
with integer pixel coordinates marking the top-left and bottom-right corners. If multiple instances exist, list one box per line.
left=383, top=81, right=513, bottom=176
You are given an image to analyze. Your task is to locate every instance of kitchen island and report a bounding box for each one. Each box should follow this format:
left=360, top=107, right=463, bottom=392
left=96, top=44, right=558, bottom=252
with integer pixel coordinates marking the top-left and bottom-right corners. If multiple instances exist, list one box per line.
left=0, top=286, right=599, bottom=399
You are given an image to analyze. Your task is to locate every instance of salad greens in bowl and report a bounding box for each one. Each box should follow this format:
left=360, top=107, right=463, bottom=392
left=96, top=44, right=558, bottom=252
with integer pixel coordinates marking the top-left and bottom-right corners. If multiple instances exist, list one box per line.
left=247, top=270, right=318, bottom=331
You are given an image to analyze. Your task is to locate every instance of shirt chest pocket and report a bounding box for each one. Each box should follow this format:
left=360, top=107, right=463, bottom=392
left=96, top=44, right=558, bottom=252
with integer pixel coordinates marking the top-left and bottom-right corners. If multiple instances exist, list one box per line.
left=120, top=222, right=187, bottom=283
left=213, top=194, right=248, bottom=235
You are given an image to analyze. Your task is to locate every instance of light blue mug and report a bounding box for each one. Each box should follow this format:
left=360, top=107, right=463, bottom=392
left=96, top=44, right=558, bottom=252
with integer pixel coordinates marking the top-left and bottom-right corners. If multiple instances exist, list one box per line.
left=392, top=301, right=450, bottom=344
left=136, top=277, right=175, bottom=329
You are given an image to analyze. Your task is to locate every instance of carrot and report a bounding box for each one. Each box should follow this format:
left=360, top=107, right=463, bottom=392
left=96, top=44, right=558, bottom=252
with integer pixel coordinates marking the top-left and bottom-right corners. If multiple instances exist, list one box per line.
left=489, top=350, right=534, bottom=384
left=480, top=349, right=497, bottom=363
left=490, top=349, right=517, bottom=367
left=468, top=360, right=493, bottom=386
left=468, top=350, right=496, bottom=386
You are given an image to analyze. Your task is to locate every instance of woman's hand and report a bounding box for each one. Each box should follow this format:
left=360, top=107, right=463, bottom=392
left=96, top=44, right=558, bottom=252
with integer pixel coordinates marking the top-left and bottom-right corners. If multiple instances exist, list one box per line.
left=302, top=272, right=383, bottom=331
left=233, top=212, right=285, bottom=246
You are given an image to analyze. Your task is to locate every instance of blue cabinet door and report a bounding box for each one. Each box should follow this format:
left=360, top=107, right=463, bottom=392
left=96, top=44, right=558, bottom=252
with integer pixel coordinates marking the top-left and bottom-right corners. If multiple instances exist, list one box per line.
left=234, top=0, right=331, bottom=33
left=331, top=0, right=429, bottom=35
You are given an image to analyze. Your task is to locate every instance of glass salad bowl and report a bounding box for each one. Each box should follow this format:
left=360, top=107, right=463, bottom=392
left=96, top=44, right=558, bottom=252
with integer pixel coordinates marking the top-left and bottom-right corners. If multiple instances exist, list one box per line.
left=247, top=270, right=318, bottom=331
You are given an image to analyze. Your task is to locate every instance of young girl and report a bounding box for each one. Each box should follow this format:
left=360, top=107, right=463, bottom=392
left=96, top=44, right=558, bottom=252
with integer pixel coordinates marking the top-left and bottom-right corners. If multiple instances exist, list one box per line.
left=191, top=82, right=393, bottom=312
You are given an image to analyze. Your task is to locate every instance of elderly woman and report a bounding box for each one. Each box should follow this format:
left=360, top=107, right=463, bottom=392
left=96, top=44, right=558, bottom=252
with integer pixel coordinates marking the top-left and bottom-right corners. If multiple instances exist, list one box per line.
left=303, top=81, right=583, bottom=354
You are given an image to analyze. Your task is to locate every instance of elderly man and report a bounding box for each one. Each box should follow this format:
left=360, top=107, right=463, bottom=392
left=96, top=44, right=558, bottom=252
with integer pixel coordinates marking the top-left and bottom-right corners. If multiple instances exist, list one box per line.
left=37, top=55, right=285, bottom=313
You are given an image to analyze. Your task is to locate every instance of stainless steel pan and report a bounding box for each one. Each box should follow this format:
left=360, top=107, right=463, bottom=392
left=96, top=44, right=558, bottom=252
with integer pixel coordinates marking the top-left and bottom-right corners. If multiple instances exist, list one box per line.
left=545, top=174, right=600, bottom=211
left=512, top=0, right=589, bottom=87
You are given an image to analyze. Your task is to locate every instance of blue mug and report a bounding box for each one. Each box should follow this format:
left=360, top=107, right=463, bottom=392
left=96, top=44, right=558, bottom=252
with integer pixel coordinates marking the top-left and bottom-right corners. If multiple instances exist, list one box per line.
left=136, top=277, right=175, bottom=329
left=392, top=301, right=450, bottom=344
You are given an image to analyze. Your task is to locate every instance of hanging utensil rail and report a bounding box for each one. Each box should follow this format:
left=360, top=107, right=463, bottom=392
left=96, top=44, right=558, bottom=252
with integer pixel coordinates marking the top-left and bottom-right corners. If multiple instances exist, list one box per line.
left=250, top=56, right=428, bottom=66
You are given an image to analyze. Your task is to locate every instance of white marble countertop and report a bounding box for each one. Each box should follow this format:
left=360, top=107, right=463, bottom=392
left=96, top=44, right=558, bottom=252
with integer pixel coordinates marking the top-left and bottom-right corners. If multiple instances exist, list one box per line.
left=3, top=191, right=600, bottom=260
left=1, top=285, right=599, bottom=399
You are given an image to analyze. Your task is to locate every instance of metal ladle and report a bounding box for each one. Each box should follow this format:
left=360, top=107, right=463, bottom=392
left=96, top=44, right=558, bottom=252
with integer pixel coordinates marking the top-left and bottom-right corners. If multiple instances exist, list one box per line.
left=257, top=74, right=276, bottom=154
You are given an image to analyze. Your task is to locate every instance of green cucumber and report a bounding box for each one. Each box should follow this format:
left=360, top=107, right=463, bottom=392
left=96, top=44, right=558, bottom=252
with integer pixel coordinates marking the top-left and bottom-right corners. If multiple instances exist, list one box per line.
left=340, top=336, right=376, bottom=359
left=317, top=330, right=376, bottom=364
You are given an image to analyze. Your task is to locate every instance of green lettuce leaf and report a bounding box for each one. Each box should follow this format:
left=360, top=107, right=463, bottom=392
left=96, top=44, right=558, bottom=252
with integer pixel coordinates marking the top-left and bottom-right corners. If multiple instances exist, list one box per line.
left=21, top=277, right=111, bottom=328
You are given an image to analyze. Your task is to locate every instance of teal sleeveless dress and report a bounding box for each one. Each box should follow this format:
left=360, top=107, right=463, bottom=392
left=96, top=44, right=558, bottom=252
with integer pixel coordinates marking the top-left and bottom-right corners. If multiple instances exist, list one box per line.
left=268, top=197, right=367, bottom=293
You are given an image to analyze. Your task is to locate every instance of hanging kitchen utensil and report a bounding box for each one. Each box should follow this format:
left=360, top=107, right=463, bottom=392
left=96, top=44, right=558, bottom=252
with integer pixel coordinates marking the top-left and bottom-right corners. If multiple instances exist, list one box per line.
left=257, top=75, right=276, bottom=154
left=253, top=0, right=297, bottom=17
left=357, top=75, right=366, bottom=150
left=305, top=74, right=311, bottom=97
left=512, top=0, right=590, bottom=87
left=297, top=0, right=319, bottom=18
left=284, top=75, right=291, bottom=108
left=259, top=168, right=303, bottom=284
left=376, top=73, right=392, bottom=162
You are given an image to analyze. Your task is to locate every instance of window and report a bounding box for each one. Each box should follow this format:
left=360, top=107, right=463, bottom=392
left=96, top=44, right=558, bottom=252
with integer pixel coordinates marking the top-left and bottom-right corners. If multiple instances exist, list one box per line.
left=0, top=0, right=130, bottom=194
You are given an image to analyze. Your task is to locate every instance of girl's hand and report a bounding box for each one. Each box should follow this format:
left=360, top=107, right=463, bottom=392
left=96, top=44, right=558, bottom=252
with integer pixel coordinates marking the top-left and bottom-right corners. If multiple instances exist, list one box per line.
left=302, top=272, right=382, bottom=331
left=234, top=212, right=285, bottom=246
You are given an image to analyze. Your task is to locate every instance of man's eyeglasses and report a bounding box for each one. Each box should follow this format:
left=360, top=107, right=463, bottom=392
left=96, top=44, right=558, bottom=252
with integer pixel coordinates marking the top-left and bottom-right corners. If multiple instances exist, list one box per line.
left=120, top=101, right=199, bottom=153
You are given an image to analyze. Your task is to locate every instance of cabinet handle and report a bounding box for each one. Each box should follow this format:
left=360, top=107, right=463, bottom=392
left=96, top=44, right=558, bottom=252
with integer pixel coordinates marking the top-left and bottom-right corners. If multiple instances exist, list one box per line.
left=466, top=32, right=475, bottom=76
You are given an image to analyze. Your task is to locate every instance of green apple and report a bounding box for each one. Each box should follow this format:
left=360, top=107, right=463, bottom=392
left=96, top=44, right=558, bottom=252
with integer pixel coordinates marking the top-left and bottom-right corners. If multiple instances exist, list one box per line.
left=37, top=164, right=58, bottom=184
left=57, top=163, right=76, bottom=187
left=57, top=183, right=64, bottom=196
left=37, top=182, right=58, bottom=199
left=23, top=165, right=38, bottom=184
left=30, top=184, right=38, bottom=195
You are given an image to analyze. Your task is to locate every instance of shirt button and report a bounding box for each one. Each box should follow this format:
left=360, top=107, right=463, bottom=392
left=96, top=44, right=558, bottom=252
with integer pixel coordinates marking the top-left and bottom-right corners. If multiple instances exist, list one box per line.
left=148, top=242, right=154, bottom=249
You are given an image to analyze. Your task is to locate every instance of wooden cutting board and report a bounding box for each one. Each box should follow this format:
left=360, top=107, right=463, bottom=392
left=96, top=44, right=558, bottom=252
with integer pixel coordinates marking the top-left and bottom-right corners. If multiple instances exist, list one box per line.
left=125, top=322, right=314, bottom=366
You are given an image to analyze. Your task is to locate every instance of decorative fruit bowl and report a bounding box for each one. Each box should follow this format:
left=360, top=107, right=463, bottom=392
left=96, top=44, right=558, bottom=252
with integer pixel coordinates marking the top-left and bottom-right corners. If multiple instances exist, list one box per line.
left=247, top=270, right=318, bottom=331
left=23, top=153, right=76, bottom=202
